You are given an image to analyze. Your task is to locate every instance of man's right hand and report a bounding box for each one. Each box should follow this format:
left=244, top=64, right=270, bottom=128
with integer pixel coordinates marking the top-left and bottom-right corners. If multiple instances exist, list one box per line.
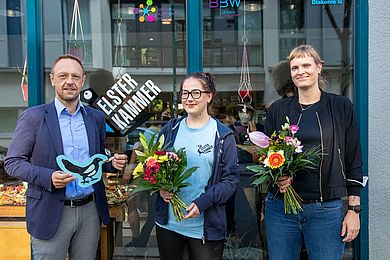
left=51, top=171, right=76, bottom=188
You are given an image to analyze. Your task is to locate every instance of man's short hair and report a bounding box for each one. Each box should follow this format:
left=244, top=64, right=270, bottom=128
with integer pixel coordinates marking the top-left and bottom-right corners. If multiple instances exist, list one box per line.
left=51, top=54, right=84, bottom=74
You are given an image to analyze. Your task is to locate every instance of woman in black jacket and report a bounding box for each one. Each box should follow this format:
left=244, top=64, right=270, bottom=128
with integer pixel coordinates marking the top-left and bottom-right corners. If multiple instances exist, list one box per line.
left=264, top=45, right=363, bottom=260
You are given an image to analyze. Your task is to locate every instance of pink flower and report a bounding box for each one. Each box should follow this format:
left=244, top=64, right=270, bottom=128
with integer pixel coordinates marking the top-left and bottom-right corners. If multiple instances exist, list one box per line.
left=248, top=131, right=270, bottom=148
left=290, top=125, right=299, bottom=134
left=167, top=152, right=180, bottom=161
left=285, top=136, right=293, bottom=145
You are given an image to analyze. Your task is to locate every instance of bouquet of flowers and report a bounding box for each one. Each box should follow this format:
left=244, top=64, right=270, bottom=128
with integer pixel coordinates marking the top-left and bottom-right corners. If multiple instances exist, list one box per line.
left=131, top=133, right=198, bottom=221
left=247, top=117, right=321, bottom=214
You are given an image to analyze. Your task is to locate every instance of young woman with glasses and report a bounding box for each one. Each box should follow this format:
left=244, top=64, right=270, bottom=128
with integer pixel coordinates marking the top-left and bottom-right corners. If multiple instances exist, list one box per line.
left=154, top=72, right=239, bottom=260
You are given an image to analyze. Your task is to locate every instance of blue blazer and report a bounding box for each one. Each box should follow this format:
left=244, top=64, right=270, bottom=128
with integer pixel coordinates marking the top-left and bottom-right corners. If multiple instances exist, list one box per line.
left=4, top=101, right=110, bottom=240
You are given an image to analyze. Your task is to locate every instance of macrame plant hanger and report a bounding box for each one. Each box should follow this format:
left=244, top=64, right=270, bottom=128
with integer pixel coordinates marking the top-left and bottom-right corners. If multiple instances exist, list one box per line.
left=113, top=0, right=126, bottom=79
left=69, top=0, right=86, bottom=63
left=238, top=0, right=253, bottom=113
left=20, top=54, right=28, bottom=102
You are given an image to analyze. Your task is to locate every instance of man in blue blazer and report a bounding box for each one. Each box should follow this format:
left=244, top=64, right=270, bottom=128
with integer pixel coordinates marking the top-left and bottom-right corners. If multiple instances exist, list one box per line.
left=4, top=54, right=127, bottom=260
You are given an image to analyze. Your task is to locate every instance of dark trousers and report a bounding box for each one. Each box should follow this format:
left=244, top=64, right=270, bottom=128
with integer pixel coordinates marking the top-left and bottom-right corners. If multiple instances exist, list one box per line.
left=156, top=225, right=224, bottom=260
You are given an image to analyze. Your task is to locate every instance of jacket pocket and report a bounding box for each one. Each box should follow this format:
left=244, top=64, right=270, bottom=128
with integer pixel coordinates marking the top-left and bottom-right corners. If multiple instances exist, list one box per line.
left=25, top=189, right=42, bottom=200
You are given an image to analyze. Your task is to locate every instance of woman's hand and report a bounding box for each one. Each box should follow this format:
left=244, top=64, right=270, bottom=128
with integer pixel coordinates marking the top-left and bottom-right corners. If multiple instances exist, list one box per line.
left=248, top=121, right=257, bottom=132
left=277, top=176, right=292, bottom=193
left=184, top=202, right=200, bottom=219
left=159, top=190, right=173, bottom=202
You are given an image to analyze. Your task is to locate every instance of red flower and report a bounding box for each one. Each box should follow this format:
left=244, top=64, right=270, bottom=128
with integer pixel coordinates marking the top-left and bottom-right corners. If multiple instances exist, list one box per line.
left=144, top=167, right=152, bottom=175
left=154, top=151, right=167, bottom=156
left=146, top=158, right=160, bottom=173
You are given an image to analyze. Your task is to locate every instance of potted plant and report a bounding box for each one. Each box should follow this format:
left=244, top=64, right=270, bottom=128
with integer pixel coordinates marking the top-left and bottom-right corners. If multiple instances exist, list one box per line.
left=69, top=40, right=85, bottom=61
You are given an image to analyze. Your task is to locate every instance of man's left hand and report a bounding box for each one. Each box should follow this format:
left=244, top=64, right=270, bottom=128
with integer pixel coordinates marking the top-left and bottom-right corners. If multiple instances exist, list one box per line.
left=112, top=153, right=127, bottom=171
left=341, top=211, right=360, bottom=242
left=184, top=202, right=200, bottom=220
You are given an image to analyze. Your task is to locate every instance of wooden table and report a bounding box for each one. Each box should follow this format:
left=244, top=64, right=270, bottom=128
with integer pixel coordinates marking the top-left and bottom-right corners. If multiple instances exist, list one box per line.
left=0, top=206, right=30, bottom=260
left=0, top=205, right=125, bottom=260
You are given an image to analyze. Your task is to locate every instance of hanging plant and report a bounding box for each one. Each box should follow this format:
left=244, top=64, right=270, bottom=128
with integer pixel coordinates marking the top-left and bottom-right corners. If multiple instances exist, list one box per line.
left=113, top=0, right=126, bottom=80
left=238, top=1, right=253, bottom=105
left=18, top=56, right=28, bottom=102
left=69, top=40, right=85, bottom=61
left=68, top=0, right=85, bottom=62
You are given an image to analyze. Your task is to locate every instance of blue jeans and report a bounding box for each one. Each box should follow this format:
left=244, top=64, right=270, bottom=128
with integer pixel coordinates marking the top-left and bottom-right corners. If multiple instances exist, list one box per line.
left=265, top=193, right=345, bottom=260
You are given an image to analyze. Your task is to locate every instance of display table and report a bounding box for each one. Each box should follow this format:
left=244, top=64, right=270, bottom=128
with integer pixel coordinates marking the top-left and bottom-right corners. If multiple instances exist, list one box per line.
left=0, top=205, right=125, bottom=260
left=0, top=206, right=30, bottom=260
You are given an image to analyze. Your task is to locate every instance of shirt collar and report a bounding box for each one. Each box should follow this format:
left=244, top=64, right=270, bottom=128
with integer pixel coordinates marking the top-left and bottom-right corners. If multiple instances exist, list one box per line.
left=54, top=97, right=86, bottom=118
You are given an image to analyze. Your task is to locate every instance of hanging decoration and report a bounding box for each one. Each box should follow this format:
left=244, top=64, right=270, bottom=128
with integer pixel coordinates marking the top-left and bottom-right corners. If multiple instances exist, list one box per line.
left=19, top=54, right=28, bottom=102
left=113, top=0, right=126, bottom=79
left=68, top=0, right=86, bottom=62
left=133, top=0, right=157, bottom=23
left=238, top=0, right=253, bottom=111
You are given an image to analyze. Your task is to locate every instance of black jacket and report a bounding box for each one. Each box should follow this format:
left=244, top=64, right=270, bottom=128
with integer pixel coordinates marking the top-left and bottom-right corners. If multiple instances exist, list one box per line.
left=155, top=117, right=239, bottom=240
left=264, top=91, right=363, bottom=200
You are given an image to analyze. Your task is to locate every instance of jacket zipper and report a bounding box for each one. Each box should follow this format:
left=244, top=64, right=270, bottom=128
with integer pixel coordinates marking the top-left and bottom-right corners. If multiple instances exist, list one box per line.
left=338, top=149, right=346, bottom=180
left=315, top=112, right=324, bottom=202
left=203, top=136, right=225, bottom=242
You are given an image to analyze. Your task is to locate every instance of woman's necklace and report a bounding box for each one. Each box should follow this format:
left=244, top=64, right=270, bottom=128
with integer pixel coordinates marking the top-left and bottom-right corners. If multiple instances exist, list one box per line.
left=299, top=103, right=315, bottom=112
left=297, top=102, right=316, bottom=125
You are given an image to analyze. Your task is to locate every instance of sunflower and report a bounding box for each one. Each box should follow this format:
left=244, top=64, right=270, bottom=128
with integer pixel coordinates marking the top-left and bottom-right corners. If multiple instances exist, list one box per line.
left=264, top=150, right=285, bottom=169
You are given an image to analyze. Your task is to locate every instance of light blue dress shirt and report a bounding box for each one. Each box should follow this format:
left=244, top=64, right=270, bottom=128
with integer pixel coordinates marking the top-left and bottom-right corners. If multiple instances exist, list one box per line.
left=55, top=98, right=94, bottom=199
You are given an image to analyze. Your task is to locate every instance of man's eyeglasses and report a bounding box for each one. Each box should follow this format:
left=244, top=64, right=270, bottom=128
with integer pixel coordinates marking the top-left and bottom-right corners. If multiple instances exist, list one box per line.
left=53, top=73, right=83, bottom=82
left=181, top=89, right=210, bottom=99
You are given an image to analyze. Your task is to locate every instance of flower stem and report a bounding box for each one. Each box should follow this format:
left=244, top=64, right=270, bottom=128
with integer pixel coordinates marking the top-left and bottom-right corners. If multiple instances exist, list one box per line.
left=284, top=186, right=303, bottom=214
left=170, top=193, right=187, bottom=221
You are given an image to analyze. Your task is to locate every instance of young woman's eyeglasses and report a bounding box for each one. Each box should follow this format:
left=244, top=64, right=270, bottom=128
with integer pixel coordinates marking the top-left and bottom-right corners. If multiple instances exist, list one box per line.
left=181, top=89, right=210, bottom=99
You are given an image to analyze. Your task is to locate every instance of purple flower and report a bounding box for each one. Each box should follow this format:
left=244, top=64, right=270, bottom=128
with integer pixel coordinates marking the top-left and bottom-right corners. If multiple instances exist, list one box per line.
left=248, top=131, right=270, bottom=148
left=290, top=125, right=299, bottom=134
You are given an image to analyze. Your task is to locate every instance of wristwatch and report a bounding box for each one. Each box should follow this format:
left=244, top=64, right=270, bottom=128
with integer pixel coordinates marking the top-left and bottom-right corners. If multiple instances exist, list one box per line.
left=348, top=205, right=361, bottom=214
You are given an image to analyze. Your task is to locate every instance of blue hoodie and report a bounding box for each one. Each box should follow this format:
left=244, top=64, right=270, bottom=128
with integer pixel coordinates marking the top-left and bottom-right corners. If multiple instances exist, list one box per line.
left=155, top=117, right=239, bottom=241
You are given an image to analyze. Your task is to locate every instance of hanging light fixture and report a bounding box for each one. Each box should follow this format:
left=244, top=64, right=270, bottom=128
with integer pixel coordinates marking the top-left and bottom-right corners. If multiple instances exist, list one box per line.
left=239, top=0, right=265, bottom=12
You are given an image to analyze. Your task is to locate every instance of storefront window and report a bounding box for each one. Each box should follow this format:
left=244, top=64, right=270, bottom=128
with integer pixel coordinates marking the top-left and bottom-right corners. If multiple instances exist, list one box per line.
left=203, top=0, right=263, bottom=67
left=0, top=0, right=357, bottom=259
left=0, top=0, right=27, bottom=146
left=279, top=0, right=305, bottom=60
left=111, top=0, right=186, bottom=68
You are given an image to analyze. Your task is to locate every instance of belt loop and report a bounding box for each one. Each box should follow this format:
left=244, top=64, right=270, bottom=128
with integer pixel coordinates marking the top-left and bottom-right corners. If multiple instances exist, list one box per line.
left=70, top=200, right=75, bottom=208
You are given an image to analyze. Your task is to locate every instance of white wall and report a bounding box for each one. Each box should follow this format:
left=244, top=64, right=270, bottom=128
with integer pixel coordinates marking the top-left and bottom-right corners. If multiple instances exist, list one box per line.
left=369, top=0, right=390, bottom=259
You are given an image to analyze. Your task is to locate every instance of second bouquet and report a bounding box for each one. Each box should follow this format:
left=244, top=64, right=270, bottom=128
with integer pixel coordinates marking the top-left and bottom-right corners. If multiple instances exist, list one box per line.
left=247, top=117, right=321, bottom=214
left=131, top=133, right=198, bottom=221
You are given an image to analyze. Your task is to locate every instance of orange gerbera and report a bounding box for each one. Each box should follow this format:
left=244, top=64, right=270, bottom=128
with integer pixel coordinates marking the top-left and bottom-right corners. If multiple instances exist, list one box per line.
left=264, top=150, right=285, bottom=169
